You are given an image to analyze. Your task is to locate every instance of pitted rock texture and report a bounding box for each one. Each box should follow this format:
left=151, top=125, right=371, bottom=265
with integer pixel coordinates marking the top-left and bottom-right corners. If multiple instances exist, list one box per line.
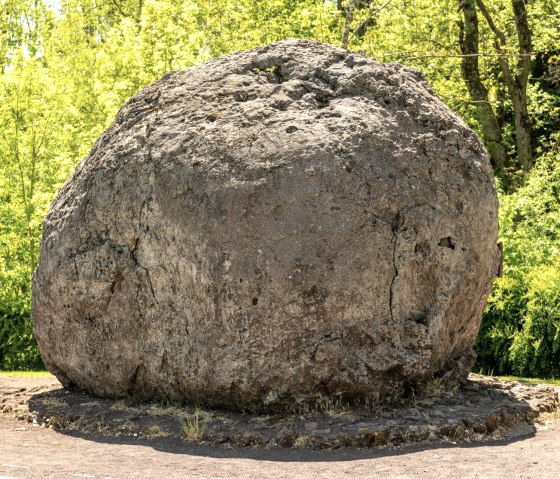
left=32, top=39, right=499, bottom=411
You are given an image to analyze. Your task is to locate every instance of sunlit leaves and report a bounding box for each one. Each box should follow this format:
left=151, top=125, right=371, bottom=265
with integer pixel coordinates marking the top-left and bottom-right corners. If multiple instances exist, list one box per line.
left=476, top=151, right=560, bottom=377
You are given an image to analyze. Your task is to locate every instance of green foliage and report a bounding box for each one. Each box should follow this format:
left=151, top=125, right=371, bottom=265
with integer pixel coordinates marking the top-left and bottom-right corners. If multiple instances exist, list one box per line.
left=510, top=264, right=560, bottom=377
left=0, top=302, right=43, bottom=370
left=181, top=408, right=209, bottom=441
left=475, top=277, right=527, bottom=375
left=475, top=151, right=560, bottom=378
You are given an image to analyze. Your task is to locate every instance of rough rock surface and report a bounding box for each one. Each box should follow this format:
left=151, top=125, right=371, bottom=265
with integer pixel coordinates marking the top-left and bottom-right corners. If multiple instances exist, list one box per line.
left=32, top=39, right=500, bottom=411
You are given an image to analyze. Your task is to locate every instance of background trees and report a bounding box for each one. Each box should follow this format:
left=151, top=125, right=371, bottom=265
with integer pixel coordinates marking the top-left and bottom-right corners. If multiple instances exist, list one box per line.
left=476, top=149, right=560, bottom=377
left=1, top=0, right=559, bottom=375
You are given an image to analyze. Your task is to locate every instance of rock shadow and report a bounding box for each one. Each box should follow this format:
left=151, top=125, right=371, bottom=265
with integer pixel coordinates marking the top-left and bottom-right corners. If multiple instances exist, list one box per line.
left=22, top=375, right=558, bottom=462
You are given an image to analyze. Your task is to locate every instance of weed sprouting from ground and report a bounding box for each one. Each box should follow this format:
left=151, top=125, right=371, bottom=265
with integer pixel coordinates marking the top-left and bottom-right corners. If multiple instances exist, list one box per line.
left=315, top=397, right=350, bottom=416
left=181, top=408, right=210, bottom=441
left=294, top=435, right=308, bottom=447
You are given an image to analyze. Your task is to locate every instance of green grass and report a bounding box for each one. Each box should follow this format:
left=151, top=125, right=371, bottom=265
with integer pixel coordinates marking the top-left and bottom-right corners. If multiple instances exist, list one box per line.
left=0, top=370, right=52, bottom=377
left=499, top=376, right=560, bottom=386
left=181, top=408, right=210, bottom=441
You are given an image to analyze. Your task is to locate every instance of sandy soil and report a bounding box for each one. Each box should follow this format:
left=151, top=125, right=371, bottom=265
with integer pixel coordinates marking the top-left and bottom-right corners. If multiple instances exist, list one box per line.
left=1, top=375, right=559, bottom=479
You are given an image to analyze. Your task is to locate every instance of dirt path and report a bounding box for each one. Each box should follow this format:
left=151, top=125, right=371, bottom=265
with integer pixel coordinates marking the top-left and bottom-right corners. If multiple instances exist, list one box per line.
left=1, top=375, right=559, bottom=478
left=2, top=415, right=560, bottom=479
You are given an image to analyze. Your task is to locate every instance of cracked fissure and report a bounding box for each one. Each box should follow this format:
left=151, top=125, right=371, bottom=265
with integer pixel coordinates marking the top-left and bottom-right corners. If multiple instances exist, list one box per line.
left=389, top=219, right=399, bottom=323
left=143, top=266, right=158, bottom=305
left=135, top=129, right=158, bottom=305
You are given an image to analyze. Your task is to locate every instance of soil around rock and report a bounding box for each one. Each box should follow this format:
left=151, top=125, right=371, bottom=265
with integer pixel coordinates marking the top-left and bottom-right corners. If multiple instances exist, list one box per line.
left=1, top=373, right=557, bottom=451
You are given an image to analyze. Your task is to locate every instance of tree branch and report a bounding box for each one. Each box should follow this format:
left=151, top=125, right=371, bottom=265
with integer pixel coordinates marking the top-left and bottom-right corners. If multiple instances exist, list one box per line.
left=347, top=0, right=392, bottom=46
left=475, top=0, right=515, bottom=99
left=475, top=0, right=507, bottom=46
left=458, top=0, right=508, bottom=172
left=475, top=0, right=533, bottom=170
left=511, top=0, right=532, bottom=86
left=109, top=0, right=127, bottom=17
left=341, top=0, right=357, bottom=49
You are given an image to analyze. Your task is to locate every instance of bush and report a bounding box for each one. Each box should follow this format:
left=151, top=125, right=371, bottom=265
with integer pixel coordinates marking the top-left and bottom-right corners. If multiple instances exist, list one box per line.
left=475, top=149, right=560, bottom=378
left=509, top=263, right=560, bottom=377
left=0, top=299, right=44, bottom=371
left=0, top=211, right=44, bottom=370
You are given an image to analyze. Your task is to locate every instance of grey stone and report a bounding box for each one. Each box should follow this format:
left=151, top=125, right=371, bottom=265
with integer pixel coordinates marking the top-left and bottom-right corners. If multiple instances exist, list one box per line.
left=32, top=39, right=499, bottom=411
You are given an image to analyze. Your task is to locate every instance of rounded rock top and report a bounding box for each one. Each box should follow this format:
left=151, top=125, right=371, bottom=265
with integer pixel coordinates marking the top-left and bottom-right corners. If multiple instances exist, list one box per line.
left=32, top=39, right=499, bottom=411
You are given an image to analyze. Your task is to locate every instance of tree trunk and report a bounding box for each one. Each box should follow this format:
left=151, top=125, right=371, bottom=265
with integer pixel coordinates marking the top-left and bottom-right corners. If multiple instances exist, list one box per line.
left=511, top=87, right=533, bottom=171
left=475, top=0, right=534, bottom=172
left=136, top=0, right=144, bottom=31
left=458, top=0, right=508, bottom=174
left=511, top=0, right=533, bottom=171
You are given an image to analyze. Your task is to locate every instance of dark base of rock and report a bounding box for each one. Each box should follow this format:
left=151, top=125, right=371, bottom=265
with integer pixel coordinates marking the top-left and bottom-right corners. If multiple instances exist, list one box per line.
left=46, top=351, right=477, bottom=414
left=6, top=374, right=557, bottom=449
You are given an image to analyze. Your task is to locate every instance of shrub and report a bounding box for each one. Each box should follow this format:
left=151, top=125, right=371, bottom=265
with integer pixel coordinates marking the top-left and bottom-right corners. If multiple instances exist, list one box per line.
left=0, top=299, right=43, bottom=371
left=475, top=150, right=560, bottom=378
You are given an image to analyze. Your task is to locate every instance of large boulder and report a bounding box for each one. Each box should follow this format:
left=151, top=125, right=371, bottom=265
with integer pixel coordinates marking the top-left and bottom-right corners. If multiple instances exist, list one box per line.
left=32, top=39, right=499, bottom=411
